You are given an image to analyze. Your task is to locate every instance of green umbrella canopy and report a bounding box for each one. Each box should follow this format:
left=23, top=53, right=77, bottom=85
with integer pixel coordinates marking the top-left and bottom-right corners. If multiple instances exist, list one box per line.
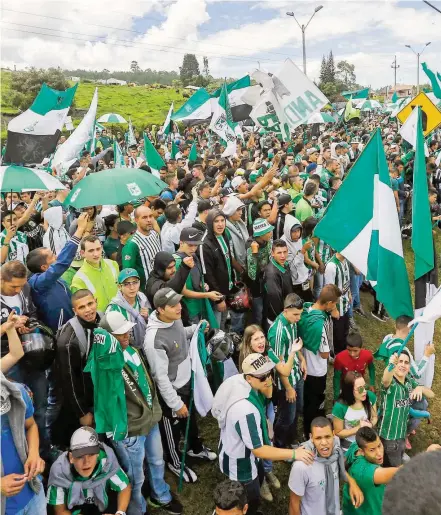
left=0, top=165, right=66, bottom=192
left=97, top=113, right=128, bottom=123
left=63, top=168, right=167, bottom=209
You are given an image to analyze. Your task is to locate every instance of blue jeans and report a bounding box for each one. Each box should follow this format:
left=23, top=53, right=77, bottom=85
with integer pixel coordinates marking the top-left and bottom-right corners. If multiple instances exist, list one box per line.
left=15, top=484, right=46, bottom=515
left=112, top=425, right=171, bottom=515
left=274, top=379, right=304, bottom=448
left=230, top=310, right=245, bottom=334
left=349, top=268, right=364, bottom=315
left=7, top=365, right=49, bottom=458
left=263, top=402, right=276, bottom=474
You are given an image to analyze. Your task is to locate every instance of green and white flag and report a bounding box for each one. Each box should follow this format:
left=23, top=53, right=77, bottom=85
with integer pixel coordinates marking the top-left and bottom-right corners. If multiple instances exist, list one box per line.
left=161, top=102, right=174, bottom=137
left=391, top=91, right=398, bottom=103
left=171, top=140, right=179, bottom=159
left=143, top=133, right=165, bottom=178
left=53, top=88, right=98, bottom=175
left=189, top=142, right=198, bottom=161
left=315, top=129, right=413, bottom=319
left=4, top=83, right=78, bottom=165
left=172, top=88, right=212, bottom=126
left=127, top=118, right=137, bottom=147
left=209, top=82, right=236, bottom=157
left=113, top=140, right=126, bottom=168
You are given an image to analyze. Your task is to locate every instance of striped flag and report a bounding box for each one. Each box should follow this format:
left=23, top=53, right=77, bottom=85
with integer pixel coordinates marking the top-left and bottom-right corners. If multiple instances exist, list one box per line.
left=161, top=102, right=174, bottom=137
left=210, top=82, right=236, bottom=157
left=412, top=107, right=437, bottom=387
left=4, top=83, right=77, bottom=165
left=171, top=140, right=179, bottom=159
left=127, top=118, right=137, bottom=147
left=315, top=128, right=413, bottom=319
left=113, top=140, right=126, bottom=168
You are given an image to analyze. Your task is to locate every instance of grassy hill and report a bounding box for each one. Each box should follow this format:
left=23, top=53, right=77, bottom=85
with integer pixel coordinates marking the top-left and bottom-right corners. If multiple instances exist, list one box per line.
left=1, top=70, right=189, bottom=138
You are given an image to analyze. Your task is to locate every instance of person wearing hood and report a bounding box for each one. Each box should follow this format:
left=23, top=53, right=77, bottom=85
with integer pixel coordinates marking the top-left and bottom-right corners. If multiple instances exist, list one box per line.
left=223, top=195, right=249, bottom=272
left=245, top=218, right=274, bottom=326
left=282, top=216, right=314, bottom=303
left=42, top=206, right=70, bottom=256
left=289, top=416, right=363, bottom=515
left=26, top=212, right=89, bottom=333
left=0, top=372, right=46, bottom=515
left=144, top=288, right=216, bottom=484
left=106, top=268, right=150, bottom=349
left=199, top=209, right=240, bottom=331
left=145, top=250, right=192, bottom=308
left=274, top=193, right=295, bottom=240
left=211, top=353, right=314, bottom=515
left=342, top=427, right=400, bottom=515
left=263, top=239, right=294, bottom=327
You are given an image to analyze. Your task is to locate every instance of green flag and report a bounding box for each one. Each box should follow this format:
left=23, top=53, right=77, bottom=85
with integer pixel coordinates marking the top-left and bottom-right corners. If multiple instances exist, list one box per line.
left=189, top=142, right=198, bottom=161
left=412, top=106, right=434, bottom=279
left=161, top=102, right=174, bottom=137
left=422, top=62, right=441, bottom=100
left=113, top=140, right=126, bottom=168
left=343, top=97, right=360, bottom=123
left=209, top=81, right=236, bottom=157
left=391, top=91, right=398, bottom=103
left=143, top=133, right=165, bottom=176
left=314, top=129, right=413, bottom=319
left=171, top=140, right=179, bottom=159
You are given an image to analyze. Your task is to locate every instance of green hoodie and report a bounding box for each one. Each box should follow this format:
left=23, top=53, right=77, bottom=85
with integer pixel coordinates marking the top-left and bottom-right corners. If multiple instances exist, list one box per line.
left=297, top=302, right=331, bottom=354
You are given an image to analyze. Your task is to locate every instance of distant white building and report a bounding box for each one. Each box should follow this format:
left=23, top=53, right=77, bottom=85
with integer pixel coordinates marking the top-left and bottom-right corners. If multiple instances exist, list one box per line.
left=70, top=76, right=80, bottom=82
left=185, top=85, right=200, bottom=90
left=96, top=78, right=127, bottom=86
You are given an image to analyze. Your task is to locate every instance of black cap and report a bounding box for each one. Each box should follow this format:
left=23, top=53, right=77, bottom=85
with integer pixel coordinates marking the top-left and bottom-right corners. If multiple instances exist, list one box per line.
left=117, top=220, right=136, bottom=236
left=180, top=227, right=204, bottom=245
left=278, top=193, right=292, bottom=208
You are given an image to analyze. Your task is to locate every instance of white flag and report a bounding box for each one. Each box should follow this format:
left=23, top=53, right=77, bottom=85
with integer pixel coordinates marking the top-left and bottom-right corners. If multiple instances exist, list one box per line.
left=210, top=82, right=236, bottom=157
left=53, top=88, right=98, bottom=173
left=161, top=102, right=174, bottom=136
left=399, top=107, right=429, bottom=157
left=127, top=118, right=137, bottom=147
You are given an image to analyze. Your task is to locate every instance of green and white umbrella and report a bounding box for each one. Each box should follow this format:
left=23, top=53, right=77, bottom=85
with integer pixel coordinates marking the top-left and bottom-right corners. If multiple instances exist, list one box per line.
left=304, top=112, right=336, bottom=124
left=356, top=99, right=382, bottom=111
left=97, top=113, right=128, bottom=123
left=0, top=165, right=66, bottom=192
left=64, top=168, right=167, bottom=209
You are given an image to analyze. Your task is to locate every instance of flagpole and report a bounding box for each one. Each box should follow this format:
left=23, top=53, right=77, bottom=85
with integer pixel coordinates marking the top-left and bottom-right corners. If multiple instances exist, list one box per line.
left=387, top=322, right=419, bottom=371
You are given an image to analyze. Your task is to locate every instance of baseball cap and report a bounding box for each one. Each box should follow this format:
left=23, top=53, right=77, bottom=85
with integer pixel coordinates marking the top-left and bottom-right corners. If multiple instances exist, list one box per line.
left=220, top=187, right=234, bottom=197
left=307, top=148, right=318, bottom=156
left=70, top=426, right=100, bottom=458
left=231, top=176, right=246, bottom=190
left=11, top=202, right=26, bottom=211
left=99, top=311, right=136, bottom=335
left=118, top=268, right=139, bottom=284
left=235, top=167, right=246, bottom=176
left=180, top=227, right=204, bottom=245
left=242, top=353, right=275, bottom=377
left=117, top=220, right=136, bottom=236
left=222, top=195, right=245, bottom=217
left=278, top=193, right=292, bottom=208
left=253, top=218, right=274, bottom=237
left=153, top=287, right=183, bottom=309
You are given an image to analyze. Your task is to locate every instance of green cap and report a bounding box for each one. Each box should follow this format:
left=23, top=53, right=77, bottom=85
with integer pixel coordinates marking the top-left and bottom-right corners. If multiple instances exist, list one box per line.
left=117, top=268, right=140, bottom=284
left=253, top=218, right=274, bottom=237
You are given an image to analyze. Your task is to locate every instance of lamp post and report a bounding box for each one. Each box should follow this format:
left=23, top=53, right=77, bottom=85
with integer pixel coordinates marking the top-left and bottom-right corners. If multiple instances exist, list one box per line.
left=405, top=42, right=431, bottom=94
left=286, top=5, right=323, bottom=76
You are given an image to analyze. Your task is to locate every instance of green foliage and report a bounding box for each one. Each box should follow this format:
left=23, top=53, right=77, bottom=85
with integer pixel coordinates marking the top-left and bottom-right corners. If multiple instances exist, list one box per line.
left=8, top=67, right=72, bottom=111
left=179, top=53, right=201, bottom=86
left=336, top=60, right=357, bottom=90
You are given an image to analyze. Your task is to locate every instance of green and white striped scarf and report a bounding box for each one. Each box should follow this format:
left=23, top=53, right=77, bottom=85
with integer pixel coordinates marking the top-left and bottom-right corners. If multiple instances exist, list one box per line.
left=217, top=235, right=234, bottom=290
left=123, top=346, right=152, bottom=407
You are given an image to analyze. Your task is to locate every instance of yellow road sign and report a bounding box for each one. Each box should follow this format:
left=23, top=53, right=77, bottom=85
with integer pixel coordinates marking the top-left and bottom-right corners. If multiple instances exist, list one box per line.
left=397, top=92, right=441, bottom=137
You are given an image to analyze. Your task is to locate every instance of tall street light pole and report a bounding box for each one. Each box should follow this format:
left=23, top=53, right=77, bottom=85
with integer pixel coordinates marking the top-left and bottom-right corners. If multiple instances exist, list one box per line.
left=405, top=42, right=431, bottom=94
left=286, top=5, right=323, bottom=76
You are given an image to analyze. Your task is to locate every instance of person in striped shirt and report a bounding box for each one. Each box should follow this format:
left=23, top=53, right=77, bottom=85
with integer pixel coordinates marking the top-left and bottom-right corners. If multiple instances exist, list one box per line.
left=122, top=206, right=161, bottom=292
left=267, top=293, right=307, bottom=449
left=47, top=426, right=131, bottom=515
left=379, top=351, right=434, bottom=467
left=324, top=252, right=351, bottom=355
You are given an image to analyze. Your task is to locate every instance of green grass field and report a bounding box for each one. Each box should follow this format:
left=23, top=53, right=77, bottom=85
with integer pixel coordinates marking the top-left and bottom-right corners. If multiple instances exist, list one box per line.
left=168, top=238, right=441, bottom=515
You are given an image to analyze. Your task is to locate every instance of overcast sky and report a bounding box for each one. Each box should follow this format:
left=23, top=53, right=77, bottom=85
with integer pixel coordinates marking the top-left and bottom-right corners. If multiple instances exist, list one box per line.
left=1, top=0, right=440, bottom=89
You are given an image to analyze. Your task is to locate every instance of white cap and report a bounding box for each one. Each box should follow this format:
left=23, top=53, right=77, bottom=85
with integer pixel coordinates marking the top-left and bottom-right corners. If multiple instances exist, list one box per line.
left=231, top=176, right=245, bottom=190
left=222, top=195, right=245, bottom=216
left=99, top=311, right=136, bottom=335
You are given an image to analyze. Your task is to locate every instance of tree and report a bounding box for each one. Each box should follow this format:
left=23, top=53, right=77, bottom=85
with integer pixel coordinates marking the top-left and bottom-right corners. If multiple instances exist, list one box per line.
left=9, top=67, right=72, bottom=111
left=179, top=54, right=200, bottom=86
left=319, top=81, right=340, bottom=102
left=319, top=55, right=327, bottom=85
left=130, top=61, right=140, bottom=73
left=203, top=56, right=210, bottom=78
left=328, top=51, right=336, bottom=83
left=336, top=60, right=356, bottom=90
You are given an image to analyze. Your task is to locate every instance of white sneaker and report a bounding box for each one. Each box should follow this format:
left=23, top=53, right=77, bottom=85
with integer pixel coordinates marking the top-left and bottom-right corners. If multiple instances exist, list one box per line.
left=187, top=445, right=217, bottom=461
left=167, top=462, right=198, bottom=483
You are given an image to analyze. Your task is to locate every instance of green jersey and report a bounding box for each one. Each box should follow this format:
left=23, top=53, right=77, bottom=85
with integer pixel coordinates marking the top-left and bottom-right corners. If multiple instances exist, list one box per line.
left=379, top=375, right=419, bottom=441
left=320, top=168, right=334, bottom=190
left=0, top=229, right=29, bottom=263
left=342, top=454, right=385, bottom=515
left=267, top=313, right=302, bottom=389
left=174, top=252, right=204, bottom=318
left=316, top=239, right=333, bottom=265
left=374, top=335, right=429, bottom=379
left=47, top=449, right=129, bottom=513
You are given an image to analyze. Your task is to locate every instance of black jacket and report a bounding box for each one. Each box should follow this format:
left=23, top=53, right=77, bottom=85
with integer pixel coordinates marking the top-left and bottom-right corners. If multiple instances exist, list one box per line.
left=263, top=259, right=294, bottom=322
left=192, top=219, right=207, bottom=234
left=145, top=251, right=191, bottom=306
left=199, top=210, right=235, bottom=295
left=0, top=283, right=37, bottom=357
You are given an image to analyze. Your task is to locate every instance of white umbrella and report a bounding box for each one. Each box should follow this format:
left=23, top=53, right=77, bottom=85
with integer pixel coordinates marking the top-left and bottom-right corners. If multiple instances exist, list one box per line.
left=97, top=113, right=128, bottom=123
left=0, top=165, right=67, bottom=192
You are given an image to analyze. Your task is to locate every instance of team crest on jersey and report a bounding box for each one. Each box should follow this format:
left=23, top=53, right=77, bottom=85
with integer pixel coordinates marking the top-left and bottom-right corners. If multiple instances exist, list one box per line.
left=94, top=333, right=106, bottom=345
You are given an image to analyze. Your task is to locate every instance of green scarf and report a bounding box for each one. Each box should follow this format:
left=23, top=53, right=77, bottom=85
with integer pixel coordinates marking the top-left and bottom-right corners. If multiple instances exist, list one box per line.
left=297, top=302, right=330, bottom=354
left=247, top=389, right=271, bottom=445
left=123, top=347, right=152, bottom=408
left=217, top=235, right=233, bottom=290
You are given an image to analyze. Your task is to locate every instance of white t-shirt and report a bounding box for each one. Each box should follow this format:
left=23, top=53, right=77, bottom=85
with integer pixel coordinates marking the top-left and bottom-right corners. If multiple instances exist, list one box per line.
left=0, top=294, right=23, bottom=315
left=303, top=337, right=329, bottom=377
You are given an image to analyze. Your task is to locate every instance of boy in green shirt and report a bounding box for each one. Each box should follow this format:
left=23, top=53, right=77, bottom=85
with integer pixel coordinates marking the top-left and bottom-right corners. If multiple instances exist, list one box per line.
left=342, top=427, right=399, bottom=515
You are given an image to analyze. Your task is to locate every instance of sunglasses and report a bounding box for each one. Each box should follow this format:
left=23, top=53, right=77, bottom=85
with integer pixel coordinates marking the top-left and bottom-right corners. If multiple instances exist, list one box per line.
left=285, top=303, right=303, bottom=310
left=355, top=385, right=366, bottom=394
left=250, top=372, right=272, bottom=382
left=122, top=279, right=140, bottom=287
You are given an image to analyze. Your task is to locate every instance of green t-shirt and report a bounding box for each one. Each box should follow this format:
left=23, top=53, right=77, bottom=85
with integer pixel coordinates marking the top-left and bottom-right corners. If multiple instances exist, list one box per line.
left=103, top=237, right=120, bottom=259
left=390, top=177, right=399, bottom=191
left=378, top=375, right=419, bottom=441
left=342, top=455, right=385, bottom=515
left=295, top=197, right=314, bottom=222
left=174, top=253, right=204, bottom=318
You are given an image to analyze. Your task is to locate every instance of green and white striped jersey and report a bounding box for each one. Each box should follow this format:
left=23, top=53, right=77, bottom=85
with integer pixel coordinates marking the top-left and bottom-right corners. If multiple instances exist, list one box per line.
left=324, top=256, right=350, bottom=316
left=47, top=450, right=129, bottom=512
left=0, top=229, right=29, bottom=264
left=379, top=376, right=419, bottom=441
left=219, top=399, right=264, bottom=482
left=267, top=314, right=302, bottom=389
left=316, top=239, right=333, bottom=266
